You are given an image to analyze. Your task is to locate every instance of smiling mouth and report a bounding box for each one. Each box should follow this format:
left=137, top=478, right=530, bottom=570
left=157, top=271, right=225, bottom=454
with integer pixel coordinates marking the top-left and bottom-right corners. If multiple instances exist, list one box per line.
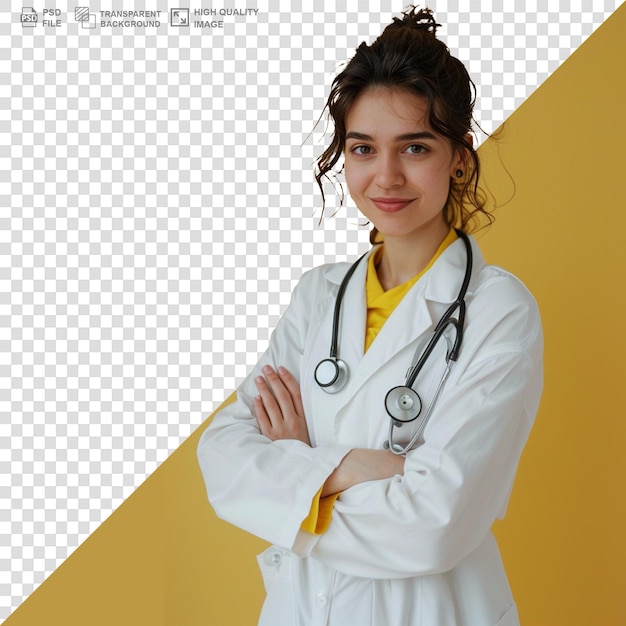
left=370, top=198, right=415, bottom=213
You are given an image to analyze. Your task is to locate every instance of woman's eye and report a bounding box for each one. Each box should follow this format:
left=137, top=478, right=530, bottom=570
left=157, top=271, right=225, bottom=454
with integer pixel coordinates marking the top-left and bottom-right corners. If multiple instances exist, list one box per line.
left=351, top=145, right=372, bottom=156
left=406, top=144, right=427, bottom=155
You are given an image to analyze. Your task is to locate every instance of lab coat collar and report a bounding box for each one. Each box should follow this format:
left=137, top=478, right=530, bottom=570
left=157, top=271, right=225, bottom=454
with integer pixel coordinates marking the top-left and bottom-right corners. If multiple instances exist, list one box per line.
left=422, top=234, right=484, bottom=303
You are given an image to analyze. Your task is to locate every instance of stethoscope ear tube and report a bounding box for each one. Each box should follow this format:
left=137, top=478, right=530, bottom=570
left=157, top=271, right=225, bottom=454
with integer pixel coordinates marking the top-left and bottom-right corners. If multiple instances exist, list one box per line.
left=447, top=307, right=464, bottom=362
left=404, top=321, right=451, bottom=389
left=328, top=252, right=368, bottom=359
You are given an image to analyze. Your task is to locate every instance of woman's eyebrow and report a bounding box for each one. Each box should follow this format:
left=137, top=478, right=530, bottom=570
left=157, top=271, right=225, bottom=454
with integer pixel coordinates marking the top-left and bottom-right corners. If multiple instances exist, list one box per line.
left=345, top=131, right=438, bottom=141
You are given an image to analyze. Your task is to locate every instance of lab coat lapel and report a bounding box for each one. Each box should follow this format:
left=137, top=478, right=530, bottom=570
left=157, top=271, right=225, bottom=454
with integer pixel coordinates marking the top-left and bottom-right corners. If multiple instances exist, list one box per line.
left=352, top=276, right=434, bottom=388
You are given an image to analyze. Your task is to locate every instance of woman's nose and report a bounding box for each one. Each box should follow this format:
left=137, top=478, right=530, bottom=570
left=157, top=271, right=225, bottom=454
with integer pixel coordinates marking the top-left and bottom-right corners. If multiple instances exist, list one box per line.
left=374, top=155, right=404, bottom=188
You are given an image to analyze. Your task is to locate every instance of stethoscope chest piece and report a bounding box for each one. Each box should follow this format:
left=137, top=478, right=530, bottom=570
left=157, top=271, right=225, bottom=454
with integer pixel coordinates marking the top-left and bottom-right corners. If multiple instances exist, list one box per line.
left=384, top=385, right=422, bottom=423
left=314, top=358, right=349, bottom=394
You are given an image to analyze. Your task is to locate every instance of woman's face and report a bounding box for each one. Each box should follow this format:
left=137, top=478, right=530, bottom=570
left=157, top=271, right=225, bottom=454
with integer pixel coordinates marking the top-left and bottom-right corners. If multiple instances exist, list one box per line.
left=344, top=88, right=463, bottom=244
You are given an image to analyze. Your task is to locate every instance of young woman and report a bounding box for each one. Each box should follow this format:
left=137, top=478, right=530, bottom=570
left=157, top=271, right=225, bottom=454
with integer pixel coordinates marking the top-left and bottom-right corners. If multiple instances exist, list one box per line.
left=198, top=7, right=543, bottom=625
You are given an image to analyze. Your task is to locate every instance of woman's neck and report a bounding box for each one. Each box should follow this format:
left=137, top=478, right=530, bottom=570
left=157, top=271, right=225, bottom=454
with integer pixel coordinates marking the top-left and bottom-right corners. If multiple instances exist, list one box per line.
left=375, top=221, right=450, bottom=291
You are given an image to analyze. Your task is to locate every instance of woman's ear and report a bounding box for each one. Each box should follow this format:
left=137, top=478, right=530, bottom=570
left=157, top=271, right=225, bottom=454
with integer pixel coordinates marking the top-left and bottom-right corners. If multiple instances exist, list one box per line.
left=451, top=134, right=474, bottom=177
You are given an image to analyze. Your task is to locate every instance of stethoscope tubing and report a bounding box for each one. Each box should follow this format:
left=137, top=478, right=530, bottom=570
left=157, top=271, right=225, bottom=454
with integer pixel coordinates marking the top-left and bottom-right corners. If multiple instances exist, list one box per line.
left=328, top=250, right=369, bottom=359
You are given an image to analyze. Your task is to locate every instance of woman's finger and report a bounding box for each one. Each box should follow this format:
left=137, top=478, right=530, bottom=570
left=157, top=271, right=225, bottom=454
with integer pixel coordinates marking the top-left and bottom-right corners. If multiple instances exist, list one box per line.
left=255, top=375, right=282, bottom=426
left=254, top=366, right=311, bottom=445
left=253, top=395, right=273, bottom=437
left=261, top=365, right=297, bottom=418
left=277, top=366, right=305, bottom=418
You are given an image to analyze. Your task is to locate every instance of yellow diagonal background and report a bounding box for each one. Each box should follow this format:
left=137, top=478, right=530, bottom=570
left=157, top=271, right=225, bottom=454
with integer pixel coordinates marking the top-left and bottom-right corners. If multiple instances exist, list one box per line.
left=7, top=5, right=626, bottom=624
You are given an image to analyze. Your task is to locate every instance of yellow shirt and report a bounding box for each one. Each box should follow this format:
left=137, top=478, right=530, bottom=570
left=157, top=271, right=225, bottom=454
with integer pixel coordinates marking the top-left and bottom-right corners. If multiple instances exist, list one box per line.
left=365, top=228, right=458, bottom=351
left=301, top=229, right=458, bottom=535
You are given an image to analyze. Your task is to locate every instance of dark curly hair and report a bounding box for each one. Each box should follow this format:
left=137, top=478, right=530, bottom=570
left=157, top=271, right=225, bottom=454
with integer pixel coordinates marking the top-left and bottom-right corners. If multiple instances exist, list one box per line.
left=315, top=6, right=492, bottom=235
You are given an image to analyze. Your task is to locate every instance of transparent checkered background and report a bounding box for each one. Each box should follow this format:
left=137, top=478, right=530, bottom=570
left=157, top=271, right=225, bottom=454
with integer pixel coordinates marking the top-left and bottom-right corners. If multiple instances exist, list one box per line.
left=1, top=0, right=621, bottom=619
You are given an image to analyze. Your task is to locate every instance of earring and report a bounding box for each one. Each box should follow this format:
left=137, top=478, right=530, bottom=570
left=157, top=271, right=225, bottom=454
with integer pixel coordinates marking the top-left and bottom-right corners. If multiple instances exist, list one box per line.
left=455, top=169, right=464, bottom=178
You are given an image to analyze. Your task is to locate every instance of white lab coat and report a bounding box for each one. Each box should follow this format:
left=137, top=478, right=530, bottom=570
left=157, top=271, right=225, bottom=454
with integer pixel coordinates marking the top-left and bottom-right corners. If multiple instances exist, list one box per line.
left=198, top=236, right=543, bottom=626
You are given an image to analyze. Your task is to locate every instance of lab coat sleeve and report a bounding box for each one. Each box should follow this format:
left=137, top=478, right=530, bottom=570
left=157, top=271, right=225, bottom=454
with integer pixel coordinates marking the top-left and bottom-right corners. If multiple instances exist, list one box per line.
left=309, top=290, right=543, bottom=579
left=197, top=268, right=352, bottom=550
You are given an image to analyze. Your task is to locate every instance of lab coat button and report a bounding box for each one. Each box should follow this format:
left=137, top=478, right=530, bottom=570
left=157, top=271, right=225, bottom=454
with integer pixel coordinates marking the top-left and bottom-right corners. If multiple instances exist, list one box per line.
left=315, top=591, right=327, bottom=606
left=264, top=550, right=282, bottom=566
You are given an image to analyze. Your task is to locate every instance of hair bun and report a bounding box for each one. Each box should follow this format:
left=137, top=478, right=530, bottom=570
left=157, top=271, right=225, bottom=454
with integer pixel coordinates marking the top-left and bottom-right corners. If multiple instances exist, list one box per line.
left=390, top=6, right=441, bottom=37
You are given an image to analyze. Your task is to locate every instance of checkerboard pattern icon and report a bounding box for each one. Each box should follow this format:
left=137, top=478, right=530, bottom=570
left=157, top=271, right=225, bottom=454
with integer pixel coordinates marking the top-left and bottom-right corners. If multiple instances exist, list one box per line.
left=1, top=0, right=619, bottom=619
left=74, top=7, right=89, bottom=22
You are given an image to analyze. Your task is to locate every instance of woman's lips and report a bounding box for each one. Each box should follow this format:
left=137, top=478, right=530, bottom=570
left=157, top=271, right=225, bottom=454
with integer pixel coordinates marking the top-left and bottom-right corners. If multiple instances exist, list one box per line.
left=370, top=197, right=415, bottom=213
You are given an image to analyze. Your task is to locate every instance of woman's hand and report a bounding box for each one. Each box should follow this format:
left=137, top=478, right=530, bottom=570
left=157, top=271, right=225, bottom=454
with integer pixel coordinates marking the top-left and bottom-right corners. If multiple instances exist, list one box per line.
left=253, top=365, right=311, bottom=446
left=321, top=449, right=405, bottom=497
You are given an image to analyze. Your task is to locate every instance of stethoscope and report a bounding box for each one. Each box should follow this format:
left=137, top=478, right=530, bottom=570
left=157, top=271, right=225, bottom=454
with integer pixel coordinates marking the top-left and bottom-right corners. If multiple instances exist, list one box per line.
left=314, top=229, right=473, bottom=455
